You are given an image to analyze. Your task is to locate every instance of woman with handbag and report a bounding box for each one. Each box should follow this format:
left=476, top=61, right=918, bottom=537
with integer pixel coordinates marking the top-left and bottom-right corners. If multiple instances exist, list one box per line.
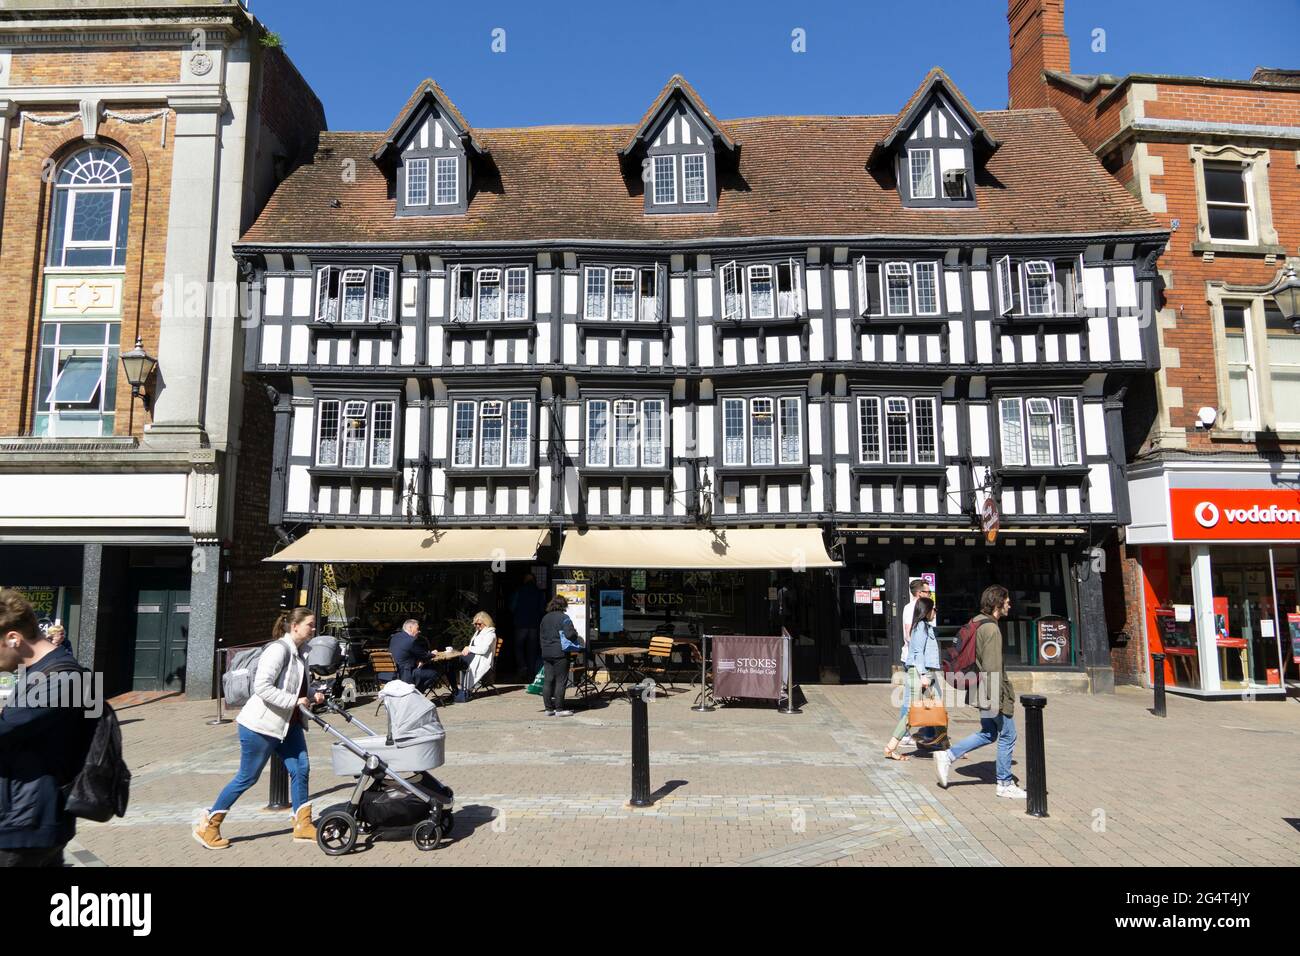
left=884, top=597, right=944, bottom=761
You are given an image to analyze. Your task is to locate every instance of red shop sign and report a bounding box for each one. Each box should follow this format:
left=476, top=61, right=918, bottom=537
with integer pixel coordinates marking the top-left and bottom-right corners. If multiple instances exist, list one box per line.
left=1170, top=488, right=1300, bottom=541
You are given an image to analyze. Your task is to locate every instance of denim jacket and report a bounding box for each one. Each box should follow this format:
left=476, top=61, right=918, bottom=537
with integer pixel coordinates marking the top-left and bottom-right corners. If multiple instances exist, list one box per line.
left=905, top=621, right=940, bottom=672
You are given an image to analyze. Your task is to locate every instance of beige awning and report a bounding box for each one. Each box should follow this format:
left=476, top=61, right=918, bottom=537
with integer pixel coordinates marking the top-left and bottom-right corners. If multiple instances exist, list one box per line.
left=557, top=528, right=840, bottom=570
left=836, top=527, right=1085, bottom=536
left=264, top=528, right=548, bottom=564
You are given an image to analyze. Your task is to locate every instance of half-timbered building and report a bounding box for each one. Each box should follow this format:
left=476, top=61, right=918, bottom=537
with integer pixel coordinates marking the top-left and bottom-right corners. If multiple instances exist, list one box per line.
left=237, top=70, right=1167, bottom=692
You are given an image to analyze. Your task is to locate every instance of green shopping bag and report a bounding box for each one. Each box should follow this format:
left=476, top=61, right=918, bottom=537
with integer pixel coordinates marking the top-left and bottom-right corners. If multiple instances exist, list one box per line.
left=525, top=666, right=545, bottom=695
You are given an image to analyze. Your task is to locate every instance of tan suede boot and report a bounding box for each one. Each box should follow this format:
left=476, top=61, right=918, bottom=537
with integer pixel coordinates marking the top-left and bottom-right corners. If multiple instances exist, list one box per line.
left=192, top=810, right=230, bottom=850
left=292, top=803, right=317, bottom=843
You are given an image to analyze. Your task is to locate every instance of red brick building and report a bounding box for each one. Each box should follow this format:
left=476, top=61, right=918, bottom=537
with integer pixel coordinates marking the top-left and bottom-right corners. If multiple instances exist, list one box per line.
left=1009, top=0, right=1300, bottom=698
left=0, top=1, right=324, bottom=697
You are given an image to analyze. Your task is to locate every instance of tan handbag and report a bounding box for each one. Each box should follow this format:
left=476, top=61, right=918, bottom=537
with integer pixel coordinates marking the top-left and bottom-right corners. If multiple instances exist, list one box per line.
left=907, top=678, right=948, bottom=729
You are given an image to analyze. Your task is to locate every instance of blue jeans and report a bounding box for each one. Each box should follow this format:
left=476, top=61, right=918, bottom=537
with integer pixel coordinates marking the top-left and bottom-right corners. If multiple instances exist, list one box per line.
left=895, top=671, right=936, bottom=741
left=949, top=712, right=1017, bottom=783
left=212, top=723, right=311, bottom=813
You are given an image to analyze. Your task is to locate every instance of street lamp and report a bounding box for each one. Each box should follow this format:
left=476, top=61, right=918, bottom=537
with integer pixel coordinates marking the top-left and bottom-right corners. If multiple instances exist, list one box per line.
left=119, top=336, right=157, bottom=410
left=1271, top=266, right=1300, bottom=334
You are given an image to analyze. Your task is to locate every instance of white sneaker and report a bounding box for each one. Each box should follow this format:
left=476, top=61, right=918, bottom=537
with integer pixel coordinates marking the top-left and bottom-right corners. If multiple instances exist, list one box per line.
left=996, top=781, right=1028, bottom=799
left=934, top=749, right=952, bottom=788
left=553, top=709, right=575, bottom=717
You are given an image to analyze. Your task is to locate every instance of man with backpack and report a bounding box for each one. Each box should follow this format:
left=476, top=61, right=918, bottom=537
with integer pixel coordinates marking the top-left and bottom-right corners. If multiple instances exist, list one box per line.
left=935, top=584, right=1027, bottom=799
left=0, top=588, right=98, bottom=866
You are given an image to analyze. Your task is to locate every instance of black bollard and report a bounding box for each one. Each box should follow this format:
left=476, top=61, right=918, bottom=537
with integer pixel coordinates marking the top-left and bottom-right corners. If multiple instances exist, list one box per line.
left=1020, top=694, right=1048, bottom=819
left=628, top=680, right=652, bottom=808
left=266, top=754, right=290, bottom=811
left=1152, top=653, right=1167, bottom=718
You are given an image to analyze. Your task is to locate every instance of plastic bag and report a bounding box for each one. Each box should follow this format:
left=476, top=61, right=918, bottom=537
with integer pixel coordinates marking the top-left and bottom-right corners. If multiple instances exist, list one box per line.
left=525, top=667, right=545, bottom=695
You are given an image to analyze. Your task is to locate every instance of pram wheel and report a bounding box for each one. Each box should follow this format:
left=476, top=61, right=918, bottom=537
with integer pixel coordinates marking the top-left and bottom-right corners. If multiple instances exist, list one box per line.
left=412, top=818, right=443, bottom=851
left=317, top=810, right=359, bottom=856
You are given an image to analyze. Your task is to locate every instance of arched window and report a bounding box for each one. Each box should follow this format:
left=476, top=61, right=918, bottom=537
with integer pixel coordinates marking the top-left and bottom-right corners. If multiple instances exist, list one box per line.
left=47, top=147, right=132, bottom=268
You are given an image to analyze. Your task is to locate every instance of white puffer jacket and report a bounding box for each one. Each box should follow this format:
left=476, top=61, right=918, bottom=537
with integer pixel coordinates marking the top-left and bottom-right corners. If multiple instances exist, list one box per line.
left=236, top=637, right=306, bottom=741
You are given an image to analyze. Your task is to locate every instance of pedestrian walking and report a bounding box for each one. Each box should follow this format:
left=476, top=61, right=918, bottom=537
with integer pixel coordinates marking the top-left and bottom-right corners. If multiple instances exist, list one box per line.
left=934, top=585, right=1027, bottom=798
left=884, top=596, right=941, bottom=760
left=538, top=595, right=580, bottom=717
left=510, top=572, right=545, bottom=681
left=0, top=589, right=97, bottom=867
left=897, top=578, right=933, bottom=746
left=193, top=608, right=326, bottom=850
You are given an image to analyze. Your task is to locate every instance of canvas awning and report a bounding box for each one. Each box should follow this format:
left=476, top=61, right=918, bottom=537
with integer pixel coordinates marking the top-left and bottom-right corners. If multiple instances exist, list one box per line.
left=557, top=528, right=840, bottom=571
left=264, top=528, right=548, bottom=564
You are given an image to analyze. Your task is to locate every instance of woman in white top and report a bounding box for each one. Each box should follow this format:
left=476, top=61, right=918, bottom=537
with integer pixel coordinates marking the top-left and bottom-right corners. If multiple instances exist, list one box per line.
left=455, top=611, right=497, bottom=703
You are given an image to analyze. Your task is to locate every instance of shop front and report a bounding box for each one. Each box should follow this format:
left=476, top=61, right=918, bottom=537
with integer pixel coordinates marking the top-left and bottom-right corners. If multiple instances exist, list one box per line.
left=835, top=527, right=1106, bottom=693
left=1127, top=460, right=1295, bottom=699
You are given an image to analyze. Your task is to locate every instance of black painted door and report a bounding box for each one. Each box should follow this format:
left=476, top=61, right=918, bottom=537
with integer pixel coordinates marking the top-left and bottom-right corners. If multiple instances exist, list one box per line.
left=131, top=589, right=190, bottom=691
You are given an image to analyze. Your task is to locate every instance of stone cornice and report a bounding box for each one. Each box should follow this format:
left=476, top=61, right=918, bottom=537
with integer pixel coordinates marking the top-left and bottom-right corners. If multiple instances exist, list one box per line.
left=0, top=83, right=224, bottom=107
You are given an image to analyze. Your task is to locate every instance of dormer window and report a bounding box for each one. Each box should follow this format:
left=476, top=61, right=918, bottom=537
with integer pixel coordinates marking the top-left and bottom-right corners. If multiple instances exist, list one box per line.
left=406, top=159, right=428, bottom=206
left=682, top=154, right=707, bottom=203
left=652, top=156, right=677, bottom=205
left=435, top=157, right=458, bottom=206
left=908, top=150, right=934, bottom=200
left=315, top=265, right=395, bottom=324
left=624, top=77, right=734, bottom=215
left=379, top=84, right=480, bottom=219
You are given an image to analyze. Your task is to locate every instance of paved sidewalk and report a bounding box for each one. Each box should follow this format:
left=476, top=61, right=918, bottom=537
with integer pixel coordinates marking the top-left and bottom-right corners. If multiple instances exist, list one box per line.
left=72, top=681, right=1300, bottom=866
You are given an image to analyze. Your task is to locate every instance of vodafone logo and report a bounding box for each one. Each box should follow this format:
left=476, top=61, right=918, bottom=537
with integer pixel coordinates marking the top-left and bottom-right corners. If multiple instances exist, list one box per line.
left=1194, top=501, right=1220, bottom=528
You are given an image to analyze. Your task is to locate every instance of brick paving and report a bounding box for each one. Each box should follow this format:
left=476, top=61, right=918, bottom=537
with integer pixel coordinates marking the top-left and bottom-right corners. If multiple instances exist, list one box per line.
left=69, top=681, right=1300, bottom=867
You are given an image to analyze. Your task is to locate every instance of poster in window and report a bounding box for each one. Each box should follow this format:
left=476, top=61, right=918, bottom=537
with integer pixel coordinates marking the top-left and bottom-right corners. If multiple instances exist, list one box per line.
left=1288, top=613, right=1300, bottom=658
left=555, top=582, right=588, bottom=643
left=1036, top=616, right=1070, bottom=665
left=853, top=590, right=871, bottom=605
left=631, top=569, right=646, bottom=591
left=1213, top=596, right=1232, bottom=644
left=599, top=590, right=624, bottom=634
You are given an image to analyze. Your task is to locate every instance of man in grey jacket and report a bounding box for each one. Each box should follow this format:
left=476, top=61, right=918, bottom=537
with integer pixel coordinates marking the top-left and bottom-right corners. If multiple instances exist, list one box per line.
left=934, top=585, right=1027, bottom=799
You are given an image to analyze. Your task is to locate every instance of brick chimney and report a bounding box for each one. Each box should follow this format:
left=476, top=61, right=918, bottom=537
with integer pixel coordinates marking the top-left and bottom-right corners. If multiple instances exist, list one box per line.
left=1008, top=0, right=1071, bottom=109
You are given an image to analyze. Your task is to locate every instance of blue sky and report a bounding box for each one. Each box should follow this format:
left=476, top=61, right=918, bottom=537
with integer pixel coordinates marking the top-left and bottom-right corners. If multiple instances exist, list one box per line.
left=254, top=0, right=1298, bottom=131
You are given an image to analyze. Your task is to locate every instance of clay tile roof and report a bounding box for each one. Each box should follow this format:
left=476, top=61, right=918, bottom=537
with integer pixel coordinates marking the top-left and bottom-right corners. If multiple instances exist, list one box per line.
left=372, top=78, right=483, bottom=164
left=240, top=106, right=1163, bottom=247
left=622, top=74, right=735, bottom=156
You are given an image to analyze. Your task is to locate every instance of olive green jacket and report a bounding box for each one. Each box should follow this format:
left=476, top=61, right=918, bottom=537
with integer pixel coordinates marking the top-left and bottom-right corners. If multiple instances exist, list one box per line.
left=974, top=616, right=1015, bottom=717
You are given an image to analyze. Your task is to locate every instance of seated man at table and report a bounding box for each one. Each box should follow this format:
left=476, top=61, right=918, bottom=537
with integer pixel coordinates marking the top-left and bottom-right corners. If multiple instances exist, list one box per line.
left=389, top=619, right=441, bottom=694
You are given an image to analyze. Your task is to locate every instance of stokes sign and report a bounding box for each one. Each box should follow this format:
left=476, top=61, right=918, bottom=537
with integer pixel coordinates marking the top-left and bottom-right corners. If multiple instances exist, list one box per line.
left=1171, top=489, right=1300, bottom=541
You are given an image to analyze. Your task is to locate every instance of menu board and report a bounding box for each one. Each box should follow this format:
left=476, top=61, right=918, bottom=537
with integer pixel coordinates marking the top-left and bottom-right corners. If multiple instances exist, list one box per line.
left=1035, top=616, right=1071, bottom=665
left=555, top=581, right=588, bottom=643
left=1156, top=606, right=1195, bottom=648
left=1288, top=613, right=1300, bottom=658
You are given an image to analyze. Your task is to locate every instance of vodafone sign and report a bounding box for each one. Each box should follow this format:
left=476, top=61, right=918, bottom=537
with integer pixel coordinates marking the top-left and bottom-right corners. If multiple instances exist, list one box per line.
left=1170, top=489, right=1300, bottom=541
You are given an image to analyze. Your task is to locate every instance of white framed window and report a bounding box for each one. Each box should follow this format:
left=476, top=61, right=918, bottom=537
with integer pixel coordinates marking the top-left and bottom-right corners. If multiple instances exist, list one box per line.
left=778, top=397, right=802, bottom=465
left=885, top=397, right=910, bottom=465
left=653, top=155, right=677, bottom=205
left=340, top=269, right=368, bottom=323
left=1026, top=398, right=1054, bottom=466
left=912, top=397, right=938, bottom=464
left=453, top=400, right=476, bottom=467
left=1203, top=161, right=1252, bottom=242
left=370, top=401, right=396, bottom=468
left=34, top=321, right=120, bottom=438
left=1265, top=306, right=1300, bottom=430
left=584, top=267, right=608, bottom=320
left=475, top=268, right=502, bottom=322
left=316, top=399, right=340, bottom=466
left=995, top=255, right=1015, bottom=316
left=751, top=398, right=776, bottom=466
left=406, top=158, right=429, bottom=206
left=747, top=265, right=775, bottom=320
left=642, top=399, right=666, bottom=466
left=369, top=267, right=393, bottom=323
left=341, top=400, right=368, bottom=467
left=1023, top=260, right=1056, bottom=316
left=999, top=396, right=1080, bottom=467
left=722, top=397, right=746, bottom=466
left=507, top=399, right=531, bottom=467
left=505, top=267, right=529, bottom=320
left=434, top=156, right=458, bottom=206
left=638, top=267, right=661, bottom=322
left=776, top=259, right=803, bottom=318
left=857, top=396, right=882, bottom=464
left=585, top=397, right=667, bottom=468
left=1223, top=303, right=1257, bottom=429
left=586, top=400, right=609, bottom=466
left=479, top=400, right=504, bottom=467
left=886, top=262, right=912, bottom=316
left=683, top=153, right=707, bottom=203
left=913, top=262, right=940, bottom=316
left=908, top=149, right=934, bottom=200
left=998, top=398, right=1026, bottom=466
left=720, top=260, right=742, bottom=320
left=315, top=266, right=340, bottom=322
left=611, top=268, right=637, bottom=322
left=49, top=148, right=133, bottom=270
left=452, top=265, right=474, bottom=322
left=1055, top=397, right=1081, bottom=466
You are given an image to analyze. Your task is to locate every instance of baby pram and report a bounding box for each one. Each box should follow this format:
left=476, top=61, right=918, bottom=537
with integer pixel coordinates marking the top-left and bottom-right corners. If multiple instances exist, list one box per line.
left=299, top=677, right=455, bottom=856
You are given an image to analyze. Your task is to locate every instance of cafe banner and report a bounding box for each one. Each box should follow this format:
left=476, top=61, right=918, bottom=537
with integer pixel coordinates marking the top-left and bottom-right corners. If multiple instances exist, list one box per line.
left=712, top=634, right=785, bottom=701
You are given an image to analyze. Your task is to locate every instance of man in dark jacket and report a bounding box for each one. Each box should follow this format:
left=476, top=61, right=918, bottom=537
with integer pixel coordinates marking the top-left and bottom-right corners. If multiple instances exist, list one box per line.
left=510, top=573, right=545, bottom=680
left=538, top=595, right=581, bottom=717
left=389, top=619, right=463, bottom=697
left=0, top=589, right=96, bottom=867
